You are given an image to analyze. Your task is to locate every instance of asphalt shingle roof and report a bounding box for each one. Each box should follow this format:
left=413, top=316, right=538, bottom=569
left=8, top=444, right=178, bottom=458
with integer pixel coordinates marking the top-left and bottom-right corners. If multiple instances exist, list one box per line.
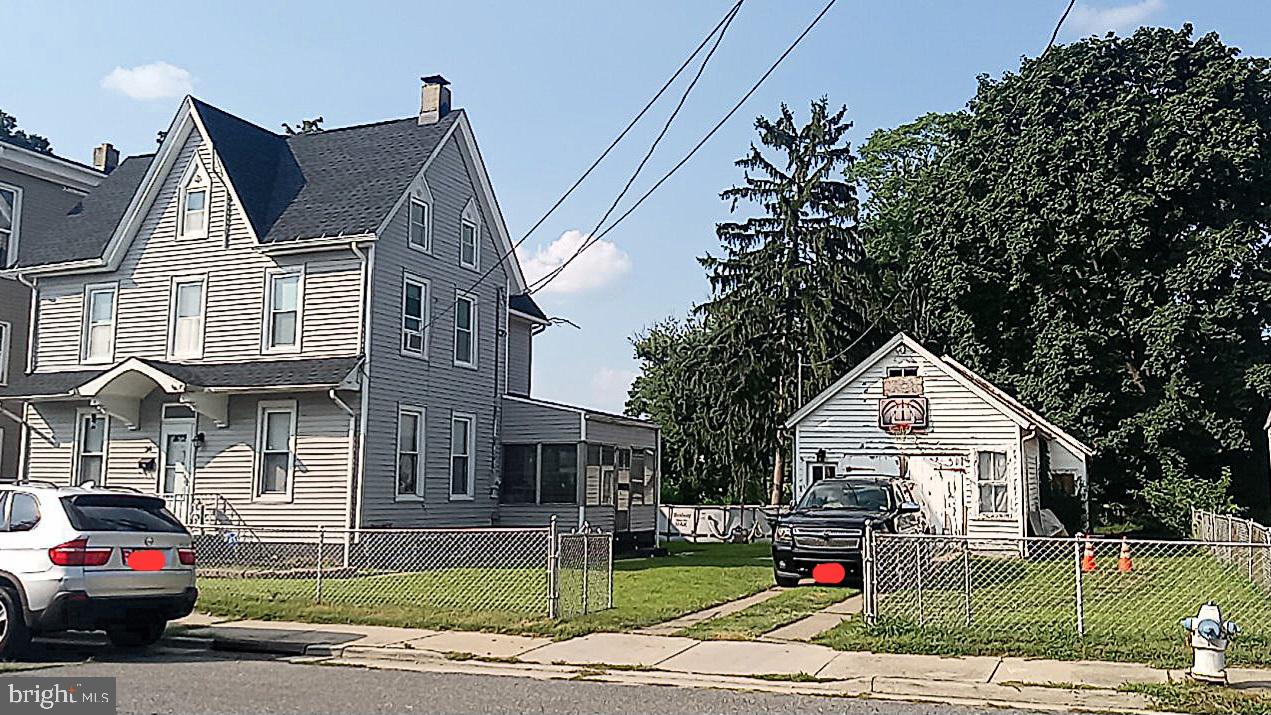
left=509, top=294, right=548, bottom=321
left=16, top=98, right=461, bottom=267
left=0, top=356, right=361, bottom=398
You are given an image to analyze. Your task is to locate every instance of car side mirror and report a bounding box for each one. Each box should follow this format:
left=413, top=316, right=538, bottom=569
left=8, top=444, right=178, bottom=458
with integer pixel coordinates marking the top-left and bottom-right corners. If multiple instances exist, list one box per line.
left=898, top=501, right=921, bottom=514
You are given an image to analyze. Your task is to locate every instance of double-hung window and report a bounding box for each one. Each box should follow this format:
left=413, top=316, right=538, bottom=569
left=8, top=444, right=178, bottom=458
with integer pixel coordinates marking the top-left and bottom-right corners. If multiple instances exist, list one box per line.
left=263, top=270, right=302, bottom=353
left=73, top=411, right=109, bottom=485
left=0, top=321, right=9, bottom=385
left=256, top=401, right=297, bottom=499
left=449, top=413, right=475, bottom=500
left=82, top=283, right=118, bottom=364
left=169, top=277, right=206, bottom=359
left=0, top=183, right=21, bottom=268
left=402, top=274, right=429, bottom=357
left=396, top=406, right=426, bottom=499
left=976, top=451, right=1009, bottom=515
left=453, top=292, right=477, bottom=368
left=459, top=220, right=479, bottom=270
left=408, top=198, right=431, bottom=253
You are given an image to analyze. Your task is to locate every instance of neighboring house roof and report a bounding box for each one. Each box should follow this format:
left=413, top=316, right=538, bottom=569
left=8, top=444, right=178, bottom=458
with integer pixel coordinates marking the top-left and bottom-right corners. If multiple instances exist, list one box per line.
left=0, top=356, right=362, bottom=398
left=13, top=96, right=466, bottom=265
left=783, top=333, right=1094, bottom=458
left=508, top=293, right=548, bottom=322
left=0, top=138, right=105, bottom=191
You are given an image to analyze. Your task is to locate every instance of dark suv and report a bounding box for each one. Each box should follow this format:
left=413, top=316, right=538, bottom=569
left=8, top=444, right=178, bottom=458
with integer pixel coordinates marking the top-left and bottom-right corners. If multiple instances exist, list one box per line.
left=770, top=477, right=923, bottom=587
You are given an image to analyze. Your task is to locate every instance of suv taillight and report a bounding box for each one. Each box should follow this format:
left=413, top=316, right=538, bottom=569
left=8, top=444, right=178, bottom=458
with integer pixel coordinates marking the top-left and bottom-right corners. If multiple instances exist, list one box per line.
left=49, top=538, right=112, bottom=567
left=177, top=548, right=196, bottom=566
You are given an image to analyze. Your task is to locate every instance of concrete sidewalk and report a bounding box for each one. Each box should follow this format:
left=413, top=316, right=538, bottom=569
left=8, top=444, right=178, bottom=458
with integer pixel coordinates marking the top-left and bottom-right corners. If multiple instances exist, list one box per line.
left=171, top=615, right=1271, bottom=712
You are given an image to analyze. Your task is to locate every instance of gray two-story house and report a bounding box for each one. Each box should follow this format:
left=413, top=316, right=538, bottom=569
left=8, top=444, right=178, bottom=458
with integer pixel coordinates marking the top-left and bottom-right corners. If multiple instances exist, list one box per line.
left=0, top=79, right=659, bottom=548
left=0, top=140, right=105, bottom=478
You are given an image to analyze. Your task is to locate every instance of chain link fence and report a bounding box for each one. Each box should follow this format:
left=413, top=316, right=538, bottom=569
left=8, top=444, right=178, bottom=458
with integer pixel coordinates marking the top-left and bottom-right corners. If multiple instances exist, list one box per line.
left=192, top=517, right=612, bottom=620
left=863, top=528, right=1271, bottom=659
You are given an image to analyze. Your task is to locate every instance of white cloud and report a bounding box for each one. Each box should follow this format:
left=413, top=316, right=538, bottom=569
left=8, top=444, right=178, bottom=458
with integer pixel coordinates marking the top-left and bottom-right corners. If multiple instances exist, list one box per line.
left=1068, top=0, right=1163, bottom=36
left=518, top=229, right=632, bottom=295
left=100, top=62, right=195, bottom=100
left=589, top=367, right=639, bottom=414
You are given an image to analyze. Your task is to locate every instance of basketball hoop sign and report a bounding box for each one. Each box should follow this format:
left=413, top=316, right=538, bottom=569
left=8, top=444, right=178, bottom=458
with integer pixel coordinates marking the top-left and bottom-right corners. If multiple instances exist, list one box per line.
left=879, top=396, right=929, bottom=433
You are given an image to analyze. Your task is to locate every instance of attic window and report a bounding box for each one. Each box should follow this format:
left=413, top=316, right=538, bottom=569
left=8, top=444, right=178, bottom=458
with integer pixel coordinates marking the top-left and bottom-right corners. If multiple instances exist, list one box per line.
left=887, top=366, right=918, bottom=378
left=460, top=199, right=480, bottom=270
left=408, top=198, right=431, bottom=253
left=179, top=165, right=209, bottom=239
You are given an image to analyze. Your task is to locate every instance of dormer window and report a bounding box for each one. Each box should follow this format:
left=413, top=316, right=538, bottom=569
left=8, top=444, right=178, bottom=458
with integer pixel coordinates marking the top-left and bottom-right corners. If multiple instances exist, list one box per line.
left=179, top=163, right=209, bottom=240
left=460, top=199, right=480, bottom=270
left=408, top=198, right=431, bottom=253
left=0, top=183, right=21, bottom=268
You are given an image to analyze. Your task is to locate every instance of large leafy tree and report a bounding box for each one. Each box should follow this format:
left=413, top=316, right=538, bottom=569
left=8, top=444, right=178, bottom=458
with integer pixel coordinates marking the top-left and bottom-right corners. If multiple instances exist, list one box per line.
left=695, top=98, right=872, bottom=504
left=862, top=26, right=1271, bottom=528
left=0, top=109, right=52, bottom=153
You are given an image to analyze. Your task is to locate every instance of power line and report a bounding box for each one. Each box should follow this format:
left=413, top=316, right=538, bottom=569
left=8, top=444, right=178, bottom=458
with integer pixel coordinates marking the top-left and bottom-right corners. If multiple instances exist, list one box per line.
left=528, top=0, right=839, bottom=296
left=527, top=1, right=743, bottom=293
left=1046, top=0, right=1077, bottom=53
left=417, top=0, right=745, bottom=332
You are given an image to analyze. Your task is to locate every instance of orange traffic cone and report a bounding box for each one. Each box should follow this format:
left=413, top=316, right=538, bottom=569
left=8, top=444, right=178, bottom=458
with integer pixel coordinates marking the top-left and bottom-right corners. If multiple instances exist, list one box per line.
left=1081, top=539, right=1097, bottom=573
left=1117, top=537, right=1133, bottom=573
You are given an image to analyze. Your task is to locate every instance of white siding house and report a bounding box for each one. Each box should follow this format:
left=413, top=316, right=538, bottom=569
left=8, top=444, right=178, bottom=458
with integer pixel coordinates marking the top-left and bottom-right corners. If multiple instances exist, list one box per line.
left=785, top=333, right=1092, bottom=538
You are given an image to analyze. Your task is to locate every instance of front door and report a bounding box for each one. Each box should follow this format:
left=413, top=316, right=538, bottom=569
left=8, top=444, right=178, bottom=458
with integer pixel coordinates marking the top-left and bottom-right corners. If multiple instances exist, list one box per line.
left=159, top=419, right=196, bottom=496
left=616, top=448, right=631, bottom=532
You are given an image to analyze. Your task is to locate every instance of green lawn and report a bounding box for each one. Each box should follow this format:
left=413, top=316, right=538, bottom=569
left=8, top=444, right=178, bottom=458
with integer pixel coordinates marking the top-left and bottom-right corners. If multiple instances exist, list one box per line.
left=1122, top=682, right=1271, bottom=715
left=679, top=586, right=854, bottom=640
left=817, top=549, right=1271, bottom=668
left=197, top=541, right=774, bottom=638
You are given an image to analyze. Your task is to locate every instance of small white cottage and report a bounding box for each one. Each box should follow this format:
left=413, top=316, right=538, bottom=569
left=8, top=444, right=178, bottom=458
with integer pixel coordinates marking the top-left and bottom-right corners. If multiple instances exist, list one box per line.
left=784, top=333, right=1092, bottom=538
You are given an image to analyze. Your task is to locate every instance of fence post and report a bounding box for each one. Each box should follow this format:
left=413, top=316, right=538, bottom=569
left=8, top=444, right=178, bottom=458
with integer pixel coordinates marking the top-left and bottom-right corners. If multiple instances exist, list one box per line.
left=315, top=525, right=325, bottom=604
left=1073, top=534, right=1085, bottom=637
left=607, top=533, right=614, bottom=609
left=547, top=516, right=559, bottom=619
left=1250, top=519, right=1257, bottom=582
left=862, top=522, right=875, bottom=624
left=962, top=537, right=972, bottom=627
left=915, top=539, right=925, bottom=627
left=582, top=532, right=591, bottom=615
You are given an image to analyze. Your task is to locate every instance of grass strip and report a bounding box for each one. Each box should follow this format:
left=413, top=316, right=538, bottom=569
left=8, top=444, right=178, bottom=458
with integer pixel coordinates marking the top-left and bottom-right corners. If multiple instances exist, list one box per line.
left=679, top=586, right=854, bottom=640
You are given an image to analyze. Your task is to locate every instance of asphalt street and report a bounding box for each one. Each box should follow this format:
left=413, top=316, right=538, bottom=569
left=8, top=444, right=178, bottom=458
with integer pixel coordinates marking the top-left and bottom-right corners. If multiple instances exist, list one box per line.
left=0, top=639, right=1064, bottom=715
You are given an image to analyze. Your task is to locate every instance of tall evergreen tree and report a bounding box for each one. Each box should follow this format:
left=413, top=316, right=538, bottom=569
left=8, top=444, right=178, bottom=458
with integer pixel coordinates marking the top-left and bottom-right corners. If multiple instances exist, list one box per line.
left=697, top=98, right=871, bottom=504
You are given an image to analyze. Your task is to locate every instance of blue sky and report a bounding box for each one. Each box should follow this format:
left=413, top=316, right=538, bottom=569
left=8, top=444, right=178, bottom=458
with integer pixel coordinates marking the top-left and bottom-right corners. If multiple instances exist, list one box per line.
left=3, top=1, right=1268, bottom=412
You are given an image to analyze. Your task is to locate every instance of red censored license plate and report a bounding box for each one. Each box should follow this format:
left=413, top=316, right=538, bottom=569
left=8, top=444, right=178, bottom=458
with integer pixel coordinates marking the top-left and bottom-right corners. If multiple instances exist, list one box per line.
left=123, top=549, right=166, bottom=571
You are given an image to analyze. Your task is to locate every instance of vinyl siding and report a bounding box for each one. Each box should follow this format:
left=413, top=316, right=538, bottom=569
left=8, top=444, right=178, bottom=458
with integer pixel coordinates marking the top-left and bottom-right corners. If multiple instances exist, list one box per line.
left=507, top=316, right=532, bottom=396
left=361, top=130, right=512, bottom=527
left=32, top=130, right=362, bottom=371
left=23, top=391, right=354, bottom=528
left=502, top=397, right=582, bottom=443
left=792, top=343, right=1026, bottom=539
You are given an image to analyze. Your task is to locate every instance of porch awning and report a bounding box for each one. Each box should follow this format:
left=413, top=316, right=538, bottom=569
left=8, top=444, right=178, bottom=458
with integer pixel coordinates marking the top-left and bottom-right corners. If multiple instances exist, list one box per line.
left=0, top=355, right=362, bottom=429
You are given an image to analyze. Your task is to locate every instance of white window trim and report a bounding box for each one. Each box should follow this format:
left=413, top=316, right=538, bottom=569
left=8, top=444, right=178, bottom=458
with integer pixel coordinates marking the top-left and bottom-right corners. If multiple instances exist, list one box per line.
left=459, top=218, right=480, bottom=271
left=974, top=449, right=1011, bottom=517
left=401, top=272, right=430, bottom=359
left=261, top=266, right=305, bottom=355
left=80, top=281, right=119, bottom=365
left=452, top=290, right=478, bottom=370
left=253, top=399, right=298, bottom=503
left=395, top=404, right=427, bottom=502
left=0, top=320, right=10, bottom=386
left=407, top=198, right=433, bottom=255
left=166, top=274, right=208, bottom=360
left=449, top=411, right=476, bottom=501
left=0, top=182, right=23, bottom=269
left=177, top=160, right=210, bottom=241
left=73, top=409, right=110, bottom=486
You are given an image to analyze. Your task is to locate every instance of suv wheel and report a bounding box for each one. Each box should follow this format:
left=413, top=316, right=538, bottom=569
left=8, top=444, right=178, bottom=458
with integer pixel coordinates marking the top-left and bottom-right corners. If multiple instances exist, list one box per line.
left=106, top=617, right=167, bottom=649
left=0, top=587, right=32, bottom=660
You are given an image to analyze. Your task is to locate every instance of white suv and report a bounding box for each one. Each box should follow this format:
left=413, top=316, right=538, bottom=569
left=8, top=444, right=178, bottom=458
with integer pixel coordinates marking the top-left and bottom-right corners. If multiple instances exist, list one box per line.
left=0, top=483, right=198, bottom=658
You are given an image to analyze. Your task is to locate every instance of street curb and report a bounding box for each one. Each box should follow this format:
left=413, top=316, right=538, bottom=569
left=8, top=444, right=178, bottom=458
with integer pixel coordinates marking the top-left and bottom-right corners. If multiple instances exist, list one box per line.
left=162, top=633, right=340, bottom=657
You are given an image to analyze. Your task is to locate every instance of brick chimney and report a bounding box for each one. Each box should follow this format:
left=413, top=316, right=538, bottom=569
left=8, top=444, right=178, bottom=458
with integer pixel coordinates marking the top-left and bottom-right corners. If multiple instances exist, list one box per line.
left=92, top=142, right=119, bottom=174
left=418, top=75, right=452, bottom=126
